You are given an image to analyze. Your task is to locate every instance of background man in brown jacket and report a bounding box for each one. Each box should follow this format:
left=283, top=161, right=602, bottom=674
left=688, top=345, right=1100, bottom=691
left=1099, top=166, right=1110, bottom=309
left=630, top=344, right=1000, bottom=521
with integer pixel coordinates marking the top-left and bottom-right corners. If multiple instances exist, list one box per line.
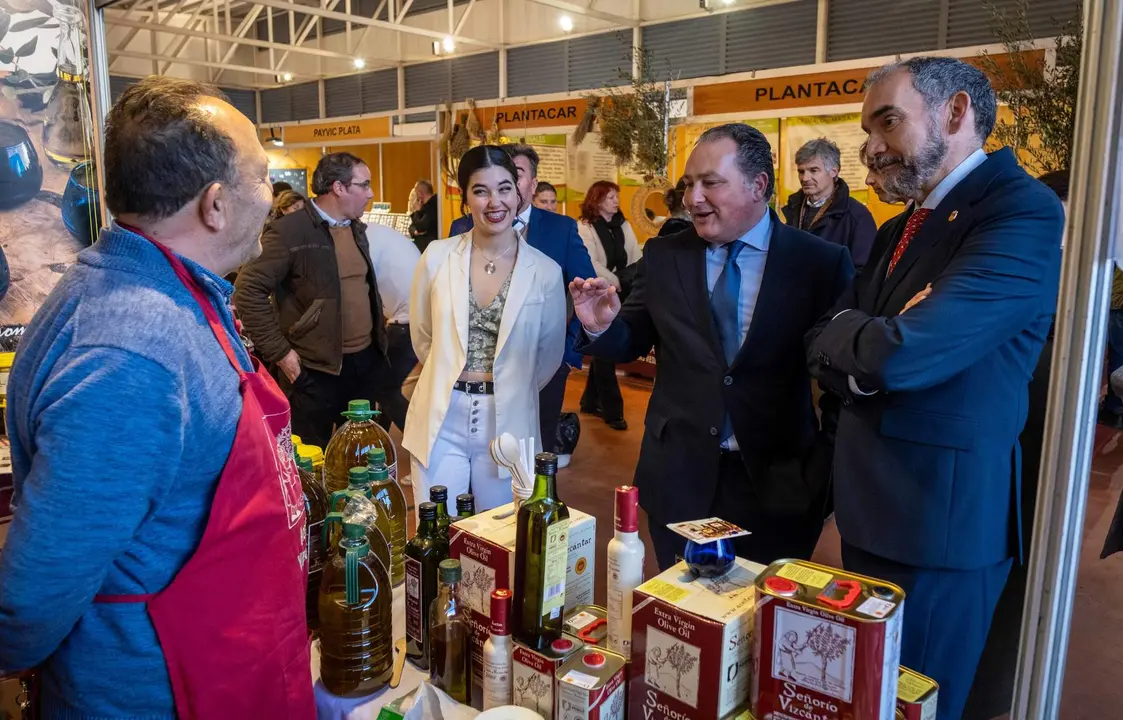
left=236, top=152, right=386, bottom=447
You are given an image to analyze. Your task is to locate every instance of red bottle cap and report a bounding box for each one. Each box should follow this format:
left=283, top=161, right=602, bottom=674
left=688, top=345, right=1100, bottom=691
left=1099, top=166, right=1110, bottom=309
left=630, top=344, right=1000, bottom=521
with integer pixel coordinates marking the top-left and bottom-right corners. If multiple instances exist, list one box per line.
left=614, top=486, right=639, bottom=533
left=583, top=652, right=606, bottom=669
left=551, top=638, right=574, bottom=653
left=490, top=589, right=512, bottom=636
left=765, top=576, right=799, bottom=597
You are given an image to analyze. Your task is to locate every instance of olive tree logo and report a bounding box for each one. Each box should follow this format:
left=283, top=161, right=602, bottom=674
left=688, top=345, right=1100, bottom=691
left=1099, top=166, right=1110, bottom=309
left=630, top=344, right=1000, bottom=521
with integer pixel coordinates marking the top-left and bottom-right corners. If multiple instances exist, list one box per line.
left=644, top=626, right=701, bottom=707
left=514, top=672, right=551, bottom=715
left=458, top=556, right=495, bottom=614
left=772, top=607, right=856, bottom=702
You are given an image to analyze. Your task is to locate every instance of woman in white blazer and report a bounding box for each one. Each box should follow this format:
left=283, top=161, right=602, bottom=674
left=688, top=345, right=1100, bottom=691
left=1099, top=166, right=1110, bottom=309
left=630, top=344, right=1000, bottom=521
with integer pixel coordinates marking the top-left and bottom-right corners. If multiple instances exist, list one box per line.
left=575, top=180, right=641, bottom=431
left=404, top=146, right=566, bottom=513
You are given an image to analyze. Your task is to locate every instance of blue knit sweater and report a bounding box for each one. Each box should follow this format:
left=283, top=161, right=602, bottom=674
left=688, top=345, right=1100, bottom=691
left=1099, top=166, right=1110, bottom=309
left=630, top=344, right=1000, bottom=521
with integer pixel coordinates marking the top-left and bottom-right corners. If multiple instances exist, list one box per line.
left=0, top=225, right=251, bottom=719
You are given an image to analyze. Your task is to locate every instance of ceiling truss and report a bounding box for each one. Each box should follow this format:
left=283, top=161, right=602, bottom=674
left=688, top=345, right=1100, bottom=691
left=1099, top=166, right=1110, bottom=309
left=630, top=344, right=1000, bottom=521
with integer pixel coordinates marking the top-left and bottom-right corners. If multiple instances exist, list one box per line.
left=102, top=0, right=745, bottom=89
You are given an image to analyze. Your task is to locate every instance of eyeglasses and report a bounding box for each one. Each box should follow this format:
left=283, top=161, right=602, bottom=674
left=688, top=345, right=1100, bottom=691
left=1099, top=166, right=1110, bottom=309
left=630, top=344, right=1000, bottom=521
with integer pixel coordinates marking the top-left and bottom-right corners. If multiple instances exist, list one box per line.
left=348, top=180, right=372, bottom=190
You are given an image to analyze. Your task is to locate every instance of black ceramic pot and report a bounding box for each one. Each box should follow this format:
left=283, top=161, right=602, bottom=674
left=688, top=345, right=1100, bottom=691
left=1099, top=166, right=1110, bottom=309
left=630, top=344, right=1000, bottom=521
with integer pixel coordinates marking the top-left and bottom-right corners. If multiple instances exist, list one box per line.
left=0, top=121, right=44, bottom=211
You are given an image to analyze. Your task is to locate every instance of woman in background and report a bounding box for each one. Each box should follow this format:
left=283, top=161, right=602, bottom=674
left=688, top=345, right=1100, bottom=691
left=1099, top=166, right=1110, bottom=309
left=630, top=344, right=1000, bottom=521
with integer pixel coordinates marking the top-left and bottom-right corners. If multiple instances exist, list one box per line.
left=270, top=190, right=306, bottom=220
left=405, top=146, right=566, bottom=513
left=658, top=178, right=692, bottom=237
left=576, top=180, right=640, bottom=431
left=533, top=181, right=559, bottom=213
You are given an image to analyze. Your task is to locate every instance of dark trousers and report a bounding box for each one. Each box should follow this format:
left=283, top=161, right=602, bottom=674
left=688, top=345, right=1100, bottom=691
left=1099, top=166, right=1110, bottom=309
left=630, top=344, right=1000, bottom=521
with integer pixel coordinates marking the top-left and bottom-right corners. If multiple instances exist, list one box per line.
left=1104, top=308, right=1123, bottom=413
left=647, top=451, right=826, bottom=570
left=539, top=364, right=569, bottom=454
left=373, top=323, right=417, bottom=433
left=287, top=345, right=384, bottom=449
left=580, top=358, right=624, bottom=422
left=841, top=541, right=1012, bottom=720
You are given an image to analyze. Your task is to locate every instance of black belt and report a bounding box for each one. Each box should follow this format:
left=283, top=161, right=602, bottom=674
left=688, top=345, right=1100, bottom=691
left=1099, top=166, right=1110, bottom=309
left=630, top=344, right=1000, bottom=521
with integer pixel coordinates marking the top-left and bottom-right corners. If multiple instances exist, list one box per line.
left=454, top=380, right=494, bottom=395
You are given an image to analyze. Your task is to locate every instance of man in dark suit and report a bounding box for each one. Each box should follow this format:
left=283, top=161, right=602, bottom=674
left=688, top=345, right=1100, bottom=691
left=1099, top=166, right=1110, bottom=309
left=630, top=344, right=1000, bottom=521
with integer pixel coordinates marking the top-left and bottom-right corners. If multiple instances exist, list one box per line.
left=570, top=124, right=854, bottom=568
left=805, top=57, right=1063, bottom=720
left=452, top=144, right=595, bottom=464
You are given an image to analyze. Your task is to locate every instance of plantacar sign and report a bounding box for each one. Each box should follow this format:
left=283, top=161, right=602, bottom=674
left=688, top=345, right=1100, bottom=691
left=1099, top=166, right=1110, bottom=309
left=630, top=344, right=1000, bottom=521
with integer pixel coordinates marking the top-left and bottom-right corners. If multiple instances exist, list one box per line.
left=693, top=67, right=871, bottom=116
left=482, top=99, right=588, bottom=130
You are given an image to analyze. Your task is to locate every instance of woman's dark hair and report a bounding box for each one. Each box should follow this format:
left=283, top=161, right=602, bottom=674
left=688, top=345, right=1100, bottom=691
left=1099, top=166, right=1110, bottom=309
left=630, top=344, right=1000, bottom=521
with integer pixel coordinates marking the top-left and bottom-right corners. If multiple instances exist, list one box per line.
left=271, top=190, right=306, bottom=219
left=457, top=145, right=522, bottom=216
left=1038, top=169, right=1070, bottom=202
left=580, top=181, right=620, bottom=224
left=535, top=181, right=557, bottom=196
left=272, top=181, right=293, bottom=197
left=663, top=177, right=687, bottom=214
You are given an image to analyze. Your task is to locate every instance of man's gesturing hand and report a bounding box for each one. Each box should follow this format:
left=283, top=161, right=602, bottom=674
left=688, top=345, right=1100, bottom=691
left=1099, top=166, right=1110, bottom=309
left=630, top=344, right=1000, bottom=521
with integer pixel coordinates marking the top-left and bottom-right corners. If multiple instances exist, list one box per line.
left=568, top=277, right=620, bottom=334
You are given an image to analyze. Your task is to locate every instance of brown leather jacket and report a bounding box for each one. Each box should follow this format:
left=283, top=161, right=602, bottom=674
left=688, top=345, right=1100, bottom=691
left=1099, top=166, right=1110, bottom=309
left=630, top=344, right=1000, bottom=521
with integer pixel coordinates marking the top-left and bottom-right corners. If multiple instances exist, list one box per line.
left=234, top=203, right=386, bottom=375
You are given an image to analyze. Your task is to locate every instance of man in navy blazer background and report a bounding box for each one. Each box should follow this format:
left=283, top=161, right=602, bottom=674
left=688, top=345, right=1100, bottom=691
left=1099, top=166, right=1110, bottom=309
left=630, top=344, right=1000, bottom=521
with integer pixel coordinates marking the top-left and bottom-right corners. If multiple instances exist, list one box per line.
left=806, top=57, right=1063, bottom=720
left=451, top=144, right=595, bottom=463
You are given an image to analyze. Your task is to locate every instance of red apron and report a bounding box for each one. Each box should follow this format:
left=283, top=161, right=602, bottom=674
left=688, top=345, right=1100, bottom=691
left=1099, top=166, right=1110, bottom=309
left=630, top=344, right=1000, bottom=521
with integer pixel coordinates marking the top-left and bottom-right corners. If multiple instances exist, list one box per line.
left=95, top=236, right=315, bottom=719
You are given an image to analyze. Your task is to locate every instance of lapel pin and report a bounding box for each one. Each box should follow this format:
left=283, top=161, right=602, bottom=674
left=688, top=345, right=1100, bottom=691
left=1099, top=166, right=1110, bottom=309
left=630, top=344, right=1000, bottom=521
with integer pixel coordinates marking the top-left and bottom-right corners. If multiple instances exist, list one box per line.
left=948, top=210, right=959, bottom=222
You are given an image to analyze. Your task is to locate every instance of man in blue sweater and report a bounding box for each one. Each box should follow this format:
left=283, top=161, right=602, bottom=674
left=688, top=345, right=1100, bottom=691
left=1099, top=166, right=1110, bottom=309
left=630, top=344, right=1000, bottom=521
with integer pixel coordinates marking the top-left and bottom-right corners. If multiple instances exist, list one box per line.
left=0, top=77, right=312, bottom=717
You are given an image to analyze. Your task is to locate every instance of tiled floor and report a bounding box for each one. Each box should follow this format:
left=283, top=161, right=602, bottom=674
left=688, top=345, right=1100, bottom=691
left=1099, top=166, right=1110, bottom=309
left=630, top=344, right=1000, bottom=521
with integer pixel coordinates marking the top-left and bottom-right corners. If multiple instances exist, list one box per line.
left=398, top=369, right=1123, bottom=718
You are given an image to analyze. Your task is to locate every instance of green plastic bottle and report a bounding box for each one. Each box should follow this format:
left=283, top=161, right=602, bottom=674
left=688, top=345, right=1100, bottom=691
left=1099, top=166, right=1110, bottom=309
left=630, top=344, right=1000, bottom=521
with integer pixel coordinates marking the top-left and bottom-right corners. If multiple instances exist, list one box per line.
left=298, top=454, right=329, bottom=636
left=368, top=447, right=406, bottom=587
left=404, top=501, right=449, bottom=669
left=319, top=522, right=393, bottom=697
left=324, top=400, right=397, bottom=494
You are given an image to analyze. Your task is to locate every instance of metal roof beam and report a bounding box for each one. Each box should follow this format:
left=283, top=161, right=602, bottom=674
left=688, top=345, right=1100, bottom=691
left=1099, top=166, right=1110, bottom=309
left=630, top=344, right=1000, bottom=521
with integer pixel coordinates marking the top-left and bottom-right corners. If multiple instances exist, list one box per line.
left=522, top=0, right=634, bottom=25
left=248, top=0, right=498, bottom=47
left=111, top=48, right=319, bottom=77
left=106, top=16, right=362, bottom=59
left=275, top=0, right=342, bottom=72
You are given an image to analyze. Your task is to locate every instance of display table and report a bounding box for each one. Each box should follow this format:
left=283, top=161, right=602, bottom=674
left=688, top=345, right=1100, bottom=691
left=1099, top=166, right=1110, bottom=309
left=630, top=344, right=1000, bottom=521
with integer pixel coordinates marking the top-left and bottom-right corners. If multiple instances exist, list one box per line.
left=311, top=585, right=431, bottom=720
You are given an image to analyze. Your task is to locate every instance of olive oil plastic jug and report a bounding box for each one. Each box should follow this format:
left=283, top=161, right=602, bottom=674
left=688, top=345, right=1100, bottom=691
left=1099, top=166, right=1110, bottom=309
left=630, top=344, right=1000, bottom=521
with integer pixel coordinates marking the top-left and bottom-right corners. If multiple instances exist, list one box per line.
left=368, top=447, right=406, bottom=586
left=298, top=455, right=329, bottom=635
left=318, top=522, right=393, bottom=697
left=325, top=400, right=397, bottom=494
left=324, top=473, right=393, bottom=579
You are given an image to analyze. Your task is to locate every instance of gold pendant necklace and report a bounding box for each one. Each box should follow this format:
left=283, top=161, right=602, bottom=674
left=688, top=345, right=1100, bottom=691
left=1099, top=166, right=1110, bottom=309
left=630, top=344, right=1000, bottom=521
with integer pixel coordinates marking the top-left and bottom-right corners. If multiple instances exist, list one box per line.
left=478, top=244, right=514, bottom=274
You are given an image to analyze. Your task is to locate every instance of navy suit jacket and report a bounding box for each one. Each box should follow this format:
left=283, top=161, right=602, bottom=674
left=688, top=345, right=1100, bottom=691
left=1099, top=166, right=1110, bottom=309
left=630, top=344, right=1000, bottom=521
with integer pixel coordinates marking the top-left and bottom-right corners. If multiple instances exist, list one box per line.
left=580, top=213, right=853, bottom=523
left=805, top=148, right=1064, bottom=570
left=449, top=208, right=594, bottom=368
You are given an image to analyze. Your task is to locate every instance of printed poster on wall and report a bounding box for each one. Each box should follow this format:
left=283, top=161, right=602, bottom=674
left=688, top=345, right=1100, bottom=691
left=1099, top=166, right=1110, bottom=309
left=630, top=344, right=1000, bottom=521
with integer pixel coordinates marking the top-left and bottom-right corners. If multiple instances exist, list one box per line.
left=0, top=0, right=101, bottom=351
left=567, top=132, right=618, bottom=203
left=781, top=113, right=868, bottom=205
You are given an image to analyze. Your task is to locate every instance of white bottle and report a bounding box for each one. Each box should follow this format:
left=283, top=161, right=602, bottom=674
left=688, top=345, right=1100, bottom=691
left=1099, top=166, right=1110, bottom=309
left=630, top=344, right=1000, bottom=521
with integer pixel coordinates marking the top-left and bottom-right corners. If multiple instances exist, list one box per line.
left=607, top=485, right=645, bottom=657
left=482, top=588, right=514, bottom=710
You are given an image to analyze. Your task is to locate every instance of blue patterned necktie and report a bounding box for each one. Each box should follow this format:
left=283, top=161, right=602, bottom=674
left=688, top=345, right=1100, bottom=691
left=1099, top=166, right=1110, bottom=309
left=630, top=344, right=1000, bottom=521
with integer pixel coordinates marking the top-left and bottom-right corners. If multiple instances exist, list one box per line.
left=710, top=241, right=744, bottom=366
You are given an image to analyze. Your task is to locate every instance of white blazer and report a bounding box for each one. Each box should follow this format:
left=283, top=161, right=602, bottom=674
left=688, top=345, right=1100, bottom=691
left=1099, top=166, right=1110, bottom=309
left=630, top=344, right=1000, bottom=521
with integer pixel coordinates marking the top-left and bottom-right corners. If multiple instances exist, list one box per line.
left=403, top=232, right=567, bottom=470
left=577, top=219, right=642, bottom=290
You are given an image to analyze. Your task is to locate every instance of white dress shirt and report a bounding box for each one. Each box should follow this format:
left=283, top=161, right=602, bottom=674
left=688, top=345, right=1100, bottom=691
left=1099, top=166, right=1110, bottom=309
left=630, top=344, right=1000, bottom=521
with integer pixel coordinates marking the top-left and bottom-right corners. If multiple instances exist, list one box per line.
left=365, top=223, right=421, bottom=325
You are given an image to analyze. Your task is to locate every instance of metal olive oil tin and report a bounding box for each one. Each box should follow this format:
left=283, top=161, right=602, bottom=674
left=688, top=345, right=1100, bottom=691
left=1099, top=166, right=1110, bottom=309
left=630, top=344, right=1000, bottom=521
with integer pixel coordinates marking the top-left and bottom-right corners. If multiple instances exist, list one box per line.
left=556, top=649, right=627, bottom=720
left=896, top=666, right=938, bottom=720
left=751, top=560, right=905, bottom=720
left=564, top=604, right=608, bottom=647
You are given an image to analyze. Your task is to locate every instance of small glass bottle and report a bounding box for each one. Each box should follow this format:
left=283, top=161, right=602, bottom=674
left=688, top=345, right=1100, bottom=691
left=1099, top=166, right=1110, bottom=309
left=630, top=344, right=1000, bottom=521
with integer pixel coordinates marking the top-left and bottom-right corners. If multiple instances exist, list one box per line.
left=405, top=502, right=448, bottom=669
left=431, top=485, right=452, bottom=541
left=368, top=447, right=406, bottom=586
left=606, top=485, right=644, bottom=657
left=513, top=453, right=570, bottom=650
left=430, top=559, right=470, bottom=704
left=482, top=589, right=514, bottom=710
left=456, top=493, right=476, bottom=520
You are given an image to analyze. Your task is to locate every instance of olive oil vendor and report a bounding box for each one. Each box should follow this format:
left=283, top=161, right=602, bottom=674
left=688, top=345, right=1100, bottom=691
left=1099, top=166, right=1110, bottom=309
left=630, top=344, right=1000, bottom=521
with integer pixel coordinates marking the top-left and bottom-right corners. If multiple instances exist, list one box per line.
left=0, top=78, right=316, bottom=719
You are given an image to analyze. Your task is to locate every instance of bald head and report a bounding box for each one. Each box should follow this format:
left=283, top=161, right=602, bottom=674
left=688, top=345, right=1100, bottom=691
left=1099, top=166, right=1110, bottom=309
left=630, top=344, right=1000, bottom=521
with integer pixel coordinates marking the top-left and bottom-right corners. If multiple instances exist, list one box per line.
left=105, top=77, right=272, bottom=275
